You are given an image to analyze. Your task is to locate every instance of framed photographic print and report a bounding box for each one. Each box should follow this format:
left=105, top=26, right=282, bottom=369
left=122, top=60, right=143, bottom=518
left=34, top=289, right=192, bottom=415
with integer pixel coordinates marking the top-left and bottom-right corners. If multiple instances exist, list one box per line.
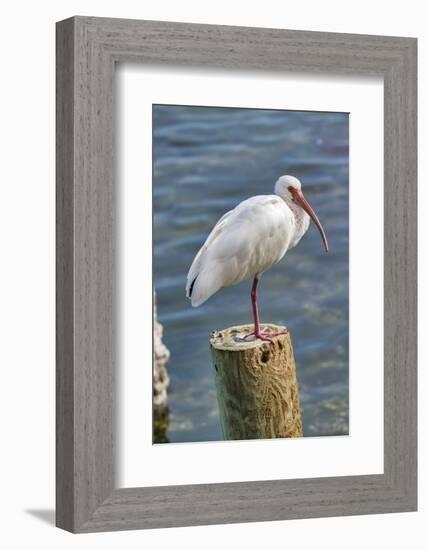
left=56, top=16, right=417, bottom=532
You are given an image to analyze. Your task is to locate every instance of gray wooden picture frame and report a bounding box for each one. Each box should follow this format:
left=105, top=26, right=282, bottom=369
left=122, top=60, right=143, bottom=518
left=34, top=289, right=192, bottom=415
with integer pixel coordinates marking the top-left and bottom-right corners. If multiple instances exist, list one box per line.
left=56, top=16, right=417, bottom=533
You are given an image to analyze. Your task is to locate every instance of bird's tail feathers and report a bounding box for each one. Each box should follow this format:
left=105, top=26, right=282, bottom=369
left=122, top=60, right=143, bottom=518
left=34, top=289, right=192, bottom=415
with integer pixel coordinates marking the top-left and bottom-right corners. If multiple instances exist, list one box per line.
left=186, top=266, right=222, bottom=307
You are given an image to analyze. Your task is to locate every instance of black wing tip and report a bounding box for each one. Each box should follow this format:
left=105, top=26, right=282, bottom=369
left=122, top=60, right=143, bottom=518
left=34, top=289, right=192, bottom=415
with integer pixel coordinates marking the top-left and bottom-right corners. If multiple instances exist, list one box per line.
left=189, top=275, right=198, bottom=297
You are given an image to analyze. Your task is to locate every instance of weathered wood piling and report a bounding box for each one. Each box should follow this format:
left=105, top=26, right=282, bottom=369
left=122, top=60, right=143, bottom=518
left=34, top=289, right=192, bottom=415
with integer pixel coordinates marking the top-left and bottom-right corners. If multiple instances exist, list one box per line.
left=210, top=324, right=303, bottom=440
left=153, top=291, right=170, bottom=443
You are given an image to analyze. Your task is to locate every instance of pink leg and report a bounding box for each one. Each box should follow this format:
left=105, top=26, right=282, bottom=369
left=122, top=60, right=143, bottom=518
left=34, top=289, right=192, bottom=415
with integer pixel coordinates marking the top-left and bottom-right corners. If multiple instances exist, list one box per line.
left=244, top=275, right=288, bottom=343
left=251, top=275, right=263, bottom=337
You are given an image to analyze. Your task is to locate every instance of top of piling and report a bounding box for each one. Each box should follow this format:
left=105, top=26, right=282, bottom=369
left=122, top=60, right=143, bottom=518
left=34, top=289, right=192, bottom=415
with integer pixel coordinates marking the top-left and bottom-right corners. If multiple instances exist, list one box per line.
left=209, top=324, right=289, bottom=351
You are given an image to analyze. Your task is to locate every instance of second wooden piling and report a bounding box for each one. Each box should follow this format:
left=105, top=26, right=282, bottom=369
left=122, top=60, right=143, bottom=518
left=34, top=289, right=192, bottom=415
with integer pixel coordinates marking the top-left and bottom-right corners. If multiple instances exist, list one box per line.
left=210, top=324, right=303, bottom=440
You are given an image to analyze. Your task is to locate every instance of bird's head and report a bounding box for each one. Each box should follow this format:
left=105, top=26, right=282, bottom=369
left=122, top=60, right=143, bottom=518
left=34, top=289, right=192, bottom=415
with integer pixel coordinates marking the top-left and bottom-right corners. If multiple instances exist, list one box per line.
left=275, top=175, right=329, bottom=253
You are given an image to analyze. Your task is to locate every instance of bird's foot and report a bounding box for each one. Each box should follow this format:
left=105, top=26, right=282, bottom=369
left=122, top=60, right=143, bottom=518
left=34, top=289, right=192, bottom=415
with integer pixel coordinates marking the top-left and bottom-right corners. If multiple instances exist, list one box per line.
left=243, top=326, right=288, bottom=343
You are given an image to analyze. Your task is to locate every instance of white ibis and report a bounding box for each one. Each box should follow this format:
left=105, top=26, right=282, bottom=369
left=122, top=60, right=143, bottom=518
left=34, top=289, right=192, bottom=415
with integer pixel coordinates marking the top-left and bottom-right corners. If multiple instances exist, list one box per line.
left=186, top=175, right=329, bottom=341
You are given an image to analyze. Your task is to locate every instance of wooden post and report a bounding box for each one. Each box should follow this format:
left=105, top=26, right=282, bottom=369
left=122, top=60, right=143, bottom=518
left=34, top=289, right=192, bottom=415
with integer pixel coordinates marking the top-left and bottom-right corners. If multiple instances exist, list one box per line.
left=210, top=324, right=303, bottom=440
left=153, top=291, right=170, bottom=408
left=153, top=290, right=170, bottom=443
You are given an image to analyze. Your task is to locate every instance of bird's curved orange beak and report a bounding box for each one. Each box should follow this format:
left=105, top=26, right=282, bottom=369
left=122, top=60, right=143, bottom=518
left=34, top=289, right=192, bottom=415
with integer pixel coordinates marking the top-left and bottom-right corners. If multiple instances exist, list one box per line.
left=291, top=188, right=329, bottom=253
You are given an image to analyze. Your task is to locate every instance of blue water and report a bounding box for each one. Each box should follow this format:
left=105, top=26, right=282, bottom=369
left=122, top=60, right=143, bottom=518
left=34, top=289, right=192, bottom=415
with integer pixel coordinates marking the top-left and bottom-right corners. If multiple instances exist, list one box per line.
left=153, top=105, right=349, bottom=442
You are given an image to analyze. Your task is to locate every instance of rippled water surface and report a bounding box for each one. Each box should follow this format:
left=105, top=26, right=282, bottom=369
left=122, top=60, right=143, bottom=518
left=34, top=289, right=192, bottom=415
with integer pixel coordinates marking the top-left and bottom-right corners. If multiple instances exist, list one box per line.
left=153, top=105, right=349, bottom=443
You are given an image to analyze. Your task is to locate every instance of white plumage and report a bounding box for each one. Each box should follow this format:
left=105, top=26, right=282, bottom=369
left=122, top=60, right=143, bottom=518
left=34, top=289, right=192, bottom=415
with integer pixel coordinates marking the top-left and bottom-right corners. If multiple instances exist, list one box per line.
left=185, top=175, right=328, bottom=340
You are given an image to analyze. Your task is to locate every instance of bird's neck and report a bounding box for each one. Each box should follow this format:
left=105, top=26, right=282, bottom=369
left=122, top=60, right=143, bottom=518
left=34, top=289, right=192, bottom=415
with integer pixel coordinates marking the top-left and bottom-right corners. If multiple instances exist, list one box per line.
left=283, top=195, right=310, bottom=247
